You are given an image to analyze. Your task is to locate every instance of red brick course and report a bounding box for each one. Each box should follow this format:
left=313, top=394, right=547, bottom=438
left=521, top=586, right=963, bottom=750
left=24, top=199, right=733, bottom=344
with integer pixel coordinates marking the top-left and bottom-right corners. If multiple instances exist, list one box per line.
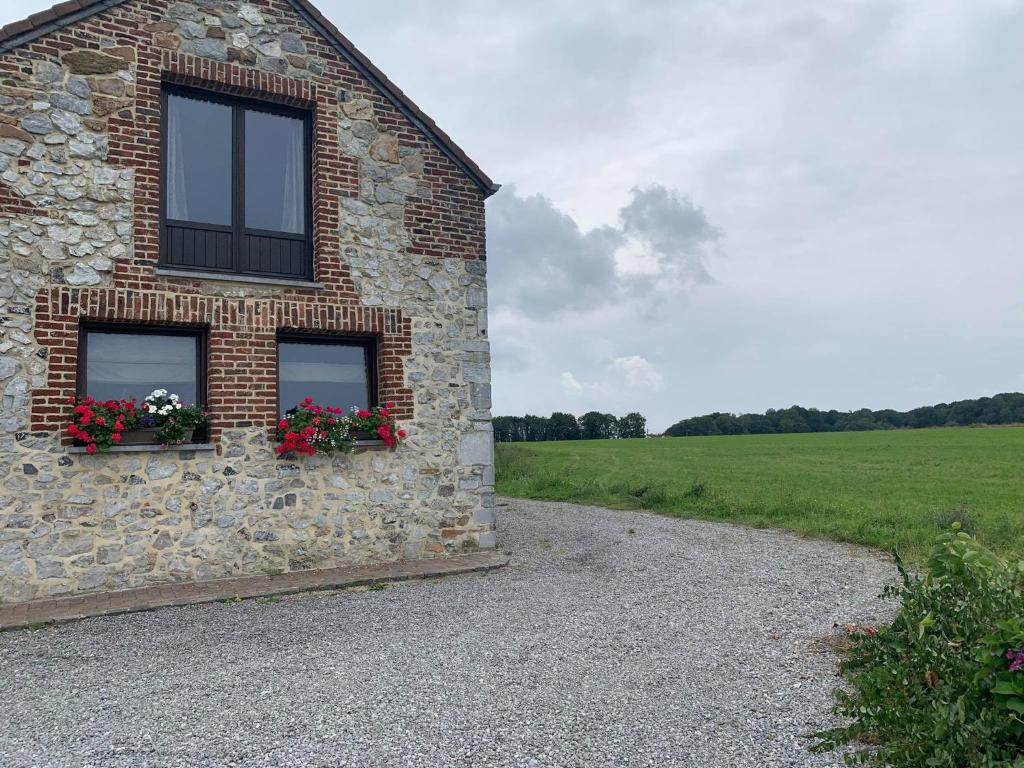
left=32, top=287, right=414, bottom=437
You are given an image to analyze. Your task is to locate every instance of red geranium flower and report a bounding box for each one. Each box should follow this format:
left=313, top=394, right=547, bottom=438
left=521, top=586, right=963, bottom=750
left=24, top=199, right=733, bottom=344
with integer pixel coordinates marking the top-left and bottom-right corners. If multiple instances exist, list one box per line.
left=85, top=443, right=97, bottom=454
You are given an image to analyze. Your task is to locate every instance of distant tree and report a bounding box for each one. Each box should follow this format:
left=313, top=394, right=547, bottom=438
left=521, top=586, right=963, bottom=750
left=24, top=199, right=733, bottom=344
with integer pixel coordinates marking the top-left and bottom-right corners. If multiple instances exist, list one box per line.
left=497, top=393, right=1024, bottom=443
left=739, top=413, right=775, bottom=434
left=775, top=407, right=810, bottom=433
left=547, top=412, right=581, bottom=441
left=492, top=416, right=515, bottom=443
left=617, top=412, right=647, bottom=438
left=662, top=392, right=1024, bottom=438
left=714, top=413, right=744, bottom=435
left=578, top=411, right=617, bottom=440
left=523, top=414, right=550, bottom=442
left=907, top=405, right=941, bottom=429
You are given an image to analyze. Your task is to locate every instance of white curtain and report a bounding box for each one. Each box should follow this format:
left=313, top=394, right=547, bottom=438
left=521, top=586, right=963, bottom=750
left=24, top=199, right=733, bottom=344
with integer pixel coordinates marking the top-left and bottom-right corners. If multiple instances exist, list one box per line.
left=166, top=96, right=190, bottom=221
left=280, top=119, right=303, bottom=234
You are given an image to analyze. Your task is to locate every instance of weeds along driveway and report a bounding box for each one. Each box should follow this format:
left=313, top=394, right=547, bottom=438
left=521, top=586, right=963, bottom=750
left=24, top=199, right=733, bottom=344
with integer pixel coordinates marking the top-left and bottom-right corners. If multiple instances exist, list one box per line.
left=0, top=499, right=895, bottom=768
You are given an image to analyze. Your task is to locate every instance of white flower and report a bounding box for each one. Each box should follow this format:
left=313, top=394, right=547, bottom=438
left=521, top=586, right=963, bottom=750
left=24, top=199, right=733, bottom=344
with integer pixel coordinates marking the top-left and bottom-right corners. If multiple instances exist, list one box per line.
left=174, top=403, right=182, bottom=410
left=169, top=394, right=180, bottom=402
left=147, top=405, right=156, bottom=414
left=159, top=405, right=171, bottom=415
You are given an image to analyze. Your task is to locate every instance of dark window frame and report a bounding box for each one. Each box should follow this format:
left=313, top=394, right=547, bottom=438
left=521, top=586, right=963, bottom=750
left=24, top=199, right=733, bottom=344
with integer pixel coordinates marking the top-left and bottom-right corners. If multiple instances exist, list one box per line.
left=276, top=332, right=379, bottom=415
left=76, top=324, right=209, bottom=445
left=159, top=83, right=314, bottom=281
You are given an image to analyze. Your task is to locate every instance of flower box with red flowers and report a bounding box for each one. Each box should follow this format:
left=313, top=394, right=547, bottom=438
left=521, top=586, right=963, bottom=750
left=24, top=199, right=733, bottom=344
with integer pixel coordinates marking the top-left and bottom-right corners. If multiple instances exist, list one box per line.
left=275, top=398, right=407, bottom=456
left=66, top=396, right=140, bottom=453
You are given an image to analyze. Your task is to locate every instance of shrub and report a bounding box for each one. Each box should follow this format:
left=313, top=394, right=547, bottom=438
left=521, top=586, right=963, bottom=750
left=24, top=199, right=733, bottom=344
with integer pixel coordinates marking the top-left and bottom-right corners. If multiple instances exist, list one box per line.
left=814, top=525, right=1024, bottom=766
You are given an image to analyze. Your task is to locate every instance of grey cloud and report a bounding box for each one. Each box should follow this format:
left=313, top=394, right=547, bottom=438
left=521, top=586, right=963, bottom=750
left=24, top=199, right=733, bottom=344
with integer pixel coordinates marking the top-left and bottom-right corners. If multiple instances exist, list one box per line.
left=487, top=184, right=720, bottom=317
left=620, top=185, right=721, bottom=283
left=486, top=186, right=621, bottom=316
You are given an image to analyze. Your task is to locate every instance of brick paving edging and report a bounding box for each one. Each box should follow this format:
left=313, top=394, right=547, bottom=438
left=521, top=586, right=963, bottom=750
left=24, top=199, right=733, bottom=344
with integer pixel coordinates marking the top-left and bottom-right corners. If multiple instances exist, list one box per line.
left=0, top=551, right=510, bottom=631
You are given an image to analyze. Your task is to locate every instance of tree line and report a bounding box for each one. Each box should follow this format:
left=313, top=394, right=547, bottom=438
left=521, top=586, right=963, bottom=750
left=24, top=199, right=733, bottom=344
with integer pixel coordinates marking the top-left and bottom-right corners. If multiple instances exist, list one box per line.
left=493, top=412, right=647, bottom=442
left=663, top=392, right=1024, bottom=437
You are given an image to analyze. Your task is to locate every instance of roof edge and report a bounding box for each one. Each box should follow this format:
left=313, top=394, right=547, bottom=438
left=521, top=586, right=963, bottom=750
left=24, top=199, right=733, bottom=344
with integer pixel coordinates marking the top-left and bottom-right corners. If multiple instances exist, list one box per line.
left=0, top=0, right=499, bottom=197
left=283, top=0, right=498, bottom=197
left=0, top=0, right=126, bottom=55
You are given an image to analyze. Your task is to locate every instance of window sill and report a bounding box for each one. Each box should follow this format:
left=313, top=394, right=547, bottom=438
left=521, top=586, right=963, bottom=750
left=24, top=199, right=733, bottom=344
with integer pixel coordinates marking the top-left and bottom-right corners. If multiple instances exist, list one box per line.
left=154, top=268, right=324, bottom=291
left=66, top=443, right=217, bottom=455
left=352, top=439, right=387, bottom=450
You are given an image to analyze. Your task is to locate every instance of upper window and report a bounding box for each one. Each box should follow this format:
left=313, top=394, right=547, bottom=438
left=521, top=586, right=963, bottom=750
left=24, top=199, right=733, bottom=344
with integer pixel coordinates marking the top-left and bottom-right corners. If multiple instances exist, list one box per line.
left=278, top=336, right=376, bottom=416
left=161, top=85, right=311, bottom=281
left=79, top=325, right=205, bottom=406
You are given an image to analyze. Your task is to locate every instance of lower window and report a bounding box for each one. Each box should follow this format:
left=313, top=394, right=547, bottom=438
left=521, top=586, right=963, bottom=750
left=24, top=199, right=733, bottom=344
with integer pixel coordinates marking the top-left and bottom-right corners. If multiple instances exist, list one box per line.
left=277, top=335, right=376, bottom=416
left=79, top=325, right=205, bottom=406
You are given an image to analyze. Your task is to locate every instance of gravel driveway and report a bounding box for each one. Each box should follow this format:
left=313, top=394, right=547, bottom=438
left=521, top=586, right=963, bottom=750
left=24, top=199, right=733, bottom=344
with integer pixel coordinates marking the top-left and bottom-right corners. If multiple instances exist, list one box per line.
left=0, top=499, right=894, bottom=768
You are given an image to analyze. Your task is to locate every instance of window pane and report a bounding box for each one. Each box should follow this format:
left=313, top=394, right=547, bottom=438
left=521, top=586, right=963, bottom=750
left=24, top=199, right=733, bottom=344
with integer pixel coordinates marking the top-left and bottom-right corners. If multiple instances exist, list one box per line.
left=245, top=110, right=306, bottom=234
left=85, top=332, right=199, bottom=405
left=279, top=342, right=369, bottom=415
left=166, top=94, right=232, bottom=225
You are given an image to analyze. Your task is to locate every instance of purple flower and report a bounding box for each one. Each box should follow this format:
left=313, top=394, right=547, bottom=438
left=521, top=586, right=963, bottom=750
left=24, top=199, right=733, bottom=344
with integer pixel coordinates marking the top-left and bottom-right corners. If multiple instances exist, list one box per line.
left=1007, top=648, right=1024, bottom=673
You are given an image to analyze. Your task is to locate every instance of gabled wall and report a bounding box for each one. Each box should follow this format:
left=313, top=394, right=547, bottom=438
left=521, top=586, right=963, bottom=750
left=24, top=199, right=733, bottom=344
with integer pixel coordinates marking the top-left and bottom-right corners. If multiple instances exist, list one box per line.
left=0, top=0, right=496, bottom=604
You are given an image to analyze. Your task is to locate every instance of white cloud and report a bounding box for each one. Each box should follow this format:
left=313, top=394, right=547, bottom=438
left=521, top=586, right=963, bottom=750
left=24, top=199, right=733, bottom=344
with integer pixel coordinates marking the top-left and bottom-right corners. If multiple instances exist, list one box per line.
left=560, top=372, right=585, bottom=393
left=610, top=356, right=664, bottom=391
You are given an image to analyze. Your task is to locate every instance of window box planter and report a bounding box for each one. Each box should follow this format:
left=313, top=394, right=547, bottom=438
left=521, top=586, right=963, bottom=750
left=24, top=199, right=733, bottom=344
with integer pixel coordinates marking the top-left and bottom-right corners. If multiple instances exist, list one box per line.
left=67, top=443, right=216, bottom=455
left=275, top=400, right=405, bottom=455
left=118, top=427, right=195, bottom=446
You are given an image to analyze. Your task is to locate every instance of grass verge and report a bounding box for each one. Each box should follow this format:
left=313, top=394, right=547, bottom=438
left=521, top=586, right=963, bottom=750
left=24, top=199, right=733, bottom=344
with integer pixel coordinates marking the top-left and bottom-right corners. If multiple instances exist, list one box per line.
left=495, top=427, right=1024, bottom=561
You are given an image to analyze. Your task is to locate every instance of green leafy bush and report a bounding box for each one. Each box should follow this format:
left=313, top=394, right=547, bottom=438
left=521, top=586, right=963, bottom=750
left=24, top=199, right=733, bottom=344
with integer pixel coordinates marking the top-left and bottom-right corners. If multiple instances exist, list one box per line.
left=815, top=526, right=1024, bottom=766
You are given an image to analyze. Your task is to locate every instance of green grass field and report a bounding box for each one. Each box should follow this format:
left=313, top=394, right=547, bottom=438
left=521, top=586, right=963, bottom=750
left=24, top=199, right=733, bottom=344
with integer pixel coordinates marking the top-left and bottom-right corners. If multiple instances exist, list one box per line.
left=495, top=427, right=1024, bottom=560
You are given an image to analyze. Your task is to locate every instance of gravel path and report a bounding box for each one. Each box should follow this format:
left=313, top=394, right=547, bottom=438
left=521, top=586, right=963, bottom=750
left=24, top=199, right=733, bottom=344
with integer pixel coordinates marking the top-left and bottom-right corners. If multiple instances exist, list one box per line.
left=0, top=499, right=895, bottom=768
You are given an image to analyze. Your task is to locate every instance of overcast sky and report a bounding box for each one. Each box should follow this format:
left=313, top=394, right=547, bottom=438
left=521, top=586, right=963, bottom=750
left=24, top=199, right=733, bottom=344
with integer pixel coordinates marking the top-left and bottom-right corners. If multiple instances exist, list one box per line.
left=5, top=0, right=1024, bottom=430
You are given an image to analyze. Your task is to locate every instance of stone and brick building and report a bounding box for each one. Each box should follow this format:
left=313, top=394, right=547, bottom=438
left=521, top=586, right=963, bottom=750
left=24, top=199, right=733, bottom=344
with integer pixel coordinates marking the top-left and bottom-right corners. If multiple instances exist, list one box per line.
left=0, top=0, right=499, bottom=604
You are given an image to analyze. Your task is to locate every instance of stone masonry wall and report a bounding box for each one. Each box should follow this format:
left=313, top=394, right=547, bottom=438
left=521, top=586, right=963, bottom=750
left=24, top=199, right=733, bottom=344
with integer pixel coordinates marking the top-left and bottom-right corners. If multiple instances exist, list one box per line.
left=0, top=0, right=495, bottom=603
